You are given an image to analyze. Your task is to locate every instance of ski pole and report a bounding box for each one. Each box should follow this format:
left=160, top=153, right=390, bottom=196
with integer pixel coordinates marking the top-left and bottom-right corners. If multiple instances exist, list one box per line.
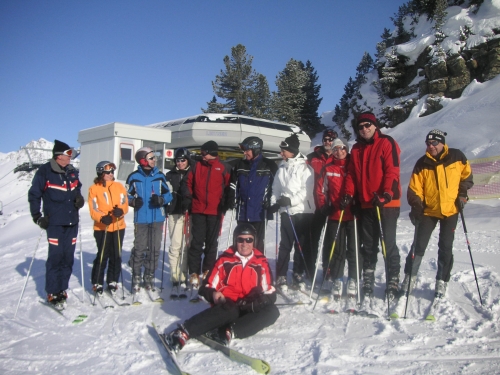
left=175, top=212, right=189, bottom=295
left=79, top=216, right=85, bottom=303
left=275, top=211, right=279, bottom=282
left=313, top=211, right=344, bottom=310
left=263, top=208, right=268, bottom=256
left=92, top=225, right=109, bottom=306
left=115, top=217, right=126, bottom=301
left=160, top=215, right=168, bottom=291
left=375, top=203, right=390, bottom=320
left=404, top=219, right=420, bottom=318
left=458, top=205, right=483, bottom=306
left=285, top=207, right=311, bottom=280
left=353, top=215, right=361, bottom=306
left=14, top=230, right=43, bottom=318
left=309, top=215, right=328, bottom=299
left=226, top=208, right=235, bottom=249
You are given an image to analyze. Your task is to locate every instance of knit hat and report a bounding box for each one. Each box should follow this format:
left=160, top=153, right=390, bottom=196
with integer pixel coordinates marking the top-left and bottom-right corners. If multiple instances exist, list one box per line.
left=426, top=129, right=447, bottom=144
left=201, top=140, right=218, bottom=156
left=280, top=133, right=300, bottom=156
left=52, top=139, right=72, bottom=157
left=323, top=129, right=338, bottom=140
left=356, top=112, right=377, bottom=127
left=332, top=138, right=349, bottom=152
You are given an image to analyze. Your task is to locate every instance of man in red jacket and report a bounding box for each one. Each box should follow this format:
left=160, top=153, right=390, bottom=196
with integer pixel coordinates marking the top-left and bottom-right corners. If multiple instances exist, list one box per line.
left=181, top=141, right=231, bottom=289
left=342, top=112, right=402, bottom=300
left=164, top=223, right=279, bottom=352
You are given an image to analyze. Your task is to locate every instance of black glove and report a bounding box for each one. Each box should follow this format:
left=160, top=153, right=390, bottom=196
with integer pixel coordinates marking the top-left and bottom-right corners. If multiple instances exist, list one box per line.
left=74, top=194, right=85, bottom=209
left=268, top=203, right=280, bottom=214
left=130, top=197, right=143, bottom=209
left=112, top=206, right=124, bottom=218
left=372, top=192, right=392, bottom=208
left=409, top=207, right=423, bottom=226
left=320, top=205, right=333, bottom=216
left=339, top=195, right=353, bottom=210
left=150, top=194, right=165, bottom=207
left=34, top=214, right=49, bottom=229
left=100, top=214, right=113, bottom=225
left=276, top=196, right=291, bottom=207
left=262, top=200, right=271, bottom=209
left=181, top=198, right=192, bottom=212
left=238, top=286, right=268, bottom=313
left=456, top=195, right=468, bottom=210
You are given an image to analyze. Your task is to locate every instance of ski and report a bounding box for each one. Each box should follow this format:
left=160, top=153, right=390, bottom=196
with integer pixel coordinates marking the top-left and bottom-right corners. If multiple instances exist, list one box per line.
left=107, top=290, right=131, bottom=307
left=146, top=288, right=164, bottom=303
left=425, top=297, right=442, bottom=321
left=93, top=292, right=115, bottom=309
left=355, top=295, right=379, bottom=319
left=39, top=301, right=88, bottom=324
left=131, top=288, right=143, bottom=305
left=196, top=334, right=271, bottom=374
left=276, top=288, right=306, bottom=305
left=152, top=322, right=191, bottom=375
left=189, top=287, right=200, bottom=303
left=325, top=296, right=341, bottom=314
left=344, top=296, right=360, bottom=314
left=390, top=293, right=409, bottom=319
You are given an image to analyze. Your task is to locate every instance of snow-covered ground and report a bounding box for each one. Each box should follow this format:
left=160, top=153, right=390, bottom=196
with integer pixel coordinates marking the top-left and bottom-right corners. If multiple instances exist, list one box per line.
left=0, top=76, right=499, bottom=374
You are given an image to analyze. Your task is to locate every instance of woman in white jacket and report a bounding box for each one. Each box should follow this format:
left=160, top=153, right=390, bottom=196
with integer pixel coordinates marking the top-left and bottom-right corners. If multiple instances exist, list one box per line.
left=269, top=133, right=315, bottom=291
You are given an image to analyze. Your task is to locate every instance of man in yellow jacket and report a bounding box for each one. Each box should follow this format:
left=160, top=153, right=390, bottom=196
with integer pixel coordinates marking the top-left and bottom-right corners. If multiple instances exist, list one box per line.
left=403, top=129, right=473, bottom=299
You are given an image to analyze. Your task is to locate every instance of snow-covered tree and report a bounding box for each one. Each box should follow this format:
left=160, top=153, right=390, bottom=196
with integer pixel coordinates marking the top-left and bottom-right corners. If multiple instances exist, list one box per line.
left=202, top=96, right=227, bottom=114
left=300, top=60, right=324, bottom=136
left=249, top=74, right=272, bottom=119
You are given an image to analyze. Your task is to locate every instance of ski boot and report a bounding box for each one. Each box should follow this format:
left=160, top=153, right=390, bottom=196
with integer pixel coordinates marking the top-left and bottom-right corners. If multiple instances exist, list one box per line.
left=57, top=290, right=68, bottom=302
left=332, top=278, right=343, bottom=301
left=346, top=278, right=357, bottom=298
left=108, top=282, right=118, bottom=294
left=386, top=275, right=400, bottom=301
left=400, top=274, right=417, bottom=297
left=132, top=274, right=142, bottom=292
left=166, top=326, right=190, bottom=353
left=292, top=272, right=306, bottom=291
left=435, top=280, right=447, bottom=299
left=203, top=324, right=234, bottom=346
left=362, top=269, right=375, bottom=296
left=143, top=273, right=155, bottom=290
left=93, top=284, right=104, bottom=296
left=276, top=276, right=288, bottom=293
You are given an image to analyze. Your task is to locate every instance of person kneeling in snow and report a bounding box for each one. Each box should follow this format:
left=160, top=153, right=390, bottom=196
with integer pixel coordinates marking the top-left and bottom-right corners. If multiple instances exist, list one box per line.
left=165, top=223, right=280, bottom=352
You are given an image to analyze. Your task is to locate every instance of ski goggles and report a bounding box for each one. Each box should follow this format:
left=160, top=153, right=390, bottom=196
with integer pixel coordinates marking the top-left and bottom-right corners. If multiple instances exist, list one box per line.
left=323, top=137, right=335, bottom=142
left=175, top=158, right=187, bottom=163
left=57, top=149, right=73, bottom=157
left=102, top=163, right=117, bottom=174
left=426, top=140, right=440, bottom=147
left=236, top=237, right=254, bottom=244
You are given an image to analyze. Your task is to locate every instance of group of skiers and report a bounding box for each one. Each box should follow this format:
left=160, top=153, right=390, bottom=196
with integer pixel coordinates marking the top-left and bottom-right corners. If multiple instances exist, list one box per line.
left=28, top=110, right=473, bottom=351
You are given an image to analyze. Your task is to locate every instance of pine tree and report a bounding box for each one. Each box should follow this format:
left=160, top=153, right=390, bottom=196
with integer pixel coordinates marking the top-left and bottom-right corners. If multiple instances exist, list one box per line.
left=380, top=28, right=394, bottom=48
left=271, top=58, right=308, bottom=126
left=300, top=60, right=324, bottom=136
left=433, top=0, right=448, bottom=44
left=355, top=52, right=374, bottom=88
left=202, top=96, right=227, bottom=114
left=207, top=44, right=261, bottom=115
left=249, top=74, right=271, bottom=119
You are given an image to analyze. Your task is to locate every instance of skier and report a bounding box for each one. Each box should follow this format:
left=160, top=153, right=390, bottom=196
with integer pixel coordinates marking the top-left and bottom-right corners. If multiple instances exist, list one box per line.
left=402, top=129, right=473, bottom=298
left=342, top=112, right=402, bottom=300
left=165, top=148, right=193, bottom=292
left=269, top=133, right=315, bottom=291
left=88, top=161, right=129, bottom=295
left=126, top=147, right=172, bottom=291
left=307, top=129, right=338, bottom=271
left=227, top=136, right=278, bottom=253
left=180, top=141, right=231, bottom=291
left=164, top=223, right=279, bottom=352
left=315, top=138, right=362, bottom=300
left=28, top=140, right=85, bottom=305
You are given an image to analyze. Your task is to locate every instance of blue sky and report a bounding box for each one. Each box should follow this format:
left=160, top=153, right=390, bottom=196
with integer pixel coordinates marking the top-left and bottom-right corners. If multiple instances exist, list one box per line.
left=0, top=0, right=406, bottom=153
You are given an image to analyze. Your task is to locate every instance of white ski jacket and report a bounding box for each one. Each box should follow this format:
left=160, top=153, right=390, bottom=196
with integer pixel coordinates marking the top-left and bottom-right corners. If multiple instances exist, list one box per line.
left=271, top=153, right=315, bottom=215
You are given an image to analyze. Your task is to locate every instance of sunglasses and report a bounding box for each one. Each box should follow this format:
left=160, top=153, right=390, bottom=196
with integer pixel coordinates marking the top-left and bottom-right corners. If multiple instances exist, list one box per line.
left=333, top=146, right=345, bottom=152
left=323, top=137, right=334, bottom=142
left=176, top=158, right=187, bottom=163
left=146, top=155, right=156, bottom=161
left=426, top=140, right=440, bottom=147
left=358, top=123, right=372, bottom=130
left=236, top=237, right=254, bottom=244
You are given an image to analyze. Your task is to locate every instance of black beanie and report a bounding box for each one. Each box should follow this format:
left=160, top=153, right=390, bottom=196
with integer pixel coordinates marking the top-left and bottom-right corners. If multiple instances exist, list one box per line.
left=201, top=140, right=218, bottom=156
left=53, top=139, right=71, bottom=157
left=280, top=133, right=300, bottom=156
left=426, top=129, right=447, bottom=144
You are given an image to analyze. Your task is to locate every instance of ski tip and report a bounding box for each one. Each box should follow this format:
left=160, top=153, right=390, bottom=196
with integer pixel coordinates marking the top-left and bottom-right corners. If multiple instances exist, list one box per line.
left=251, top=359, right=271, bottom=375
left=132, top=301, right=142, bottom=306
left=389, top=313, right=399, bottom=319
left=425, top=315, right=436, bottom=321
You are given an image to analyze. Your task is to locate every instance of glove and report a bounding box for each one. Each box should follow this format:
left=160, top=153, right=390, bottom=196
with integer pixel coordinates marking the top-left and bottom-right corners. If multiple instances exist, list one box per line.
left=276, top=196, right=291, bottom=207
left=150, top=194, right=165, bottom=207
left=239, top=287, right=269, bottom=313
left=456, top=195, right=468, bottom=210
left=34, top=214, right=49, bottom=229
left=130, top=197, right=143, bottom=209
left=262, top=200, right=271, bottom=209
left=268, top=203, right=280, bottom=214
left=112, top=206, right=124, bottom=218
left=74, top=194, right=85, bottom=209
left=181, top=198, right=192, bottom=212
left=372, top=192, right=392, bottom=208
left=100, top=214, right=113, bottom=225
left=32, top=213, right=42, bottom=225
left=320, top=205, right=333, bottom=217
left=339, top=195, right=353, bottom=210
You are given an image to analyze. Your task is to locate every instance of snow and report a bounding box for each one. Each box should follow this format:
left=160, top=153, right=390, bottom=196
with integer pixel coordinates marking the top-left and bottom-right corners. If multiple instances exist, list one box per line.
left=2, top=4, right=500, bottom=375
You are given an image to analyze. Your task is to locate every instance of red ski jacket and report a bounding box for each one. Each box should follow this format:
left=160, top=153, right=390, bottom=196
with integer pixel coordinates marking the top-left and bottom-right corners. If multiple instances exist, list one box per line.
left=315, top=157, right=353, bottom=221
left=183, top=157, right=231, bottom=215
left=307, top=146, right=335, bottom=208
left=205, top=247, right=275, bottom=303
left=345, top=130, right=401, bottom=208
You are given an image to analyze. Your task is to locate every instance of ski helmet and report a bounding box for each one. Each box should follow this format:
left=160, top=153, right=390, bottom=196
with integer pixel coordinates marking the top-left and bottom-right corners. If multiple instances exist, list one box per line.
left=239, top=137, right=263, bottom=157
left=174, top=147, right=191, bottom=160
left=233, top=223, right=257, bottom=247
left=96, top=161, right=116, bottom=175
left=135, top=146, right=154, bottom=167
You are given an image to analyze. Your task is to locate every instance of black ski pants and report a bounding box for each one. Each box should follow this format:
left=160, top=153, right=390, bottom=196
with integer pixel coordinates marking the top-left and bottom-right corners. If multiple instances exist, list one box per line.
left=182, top=300, right=280, bottom=339
left=91, top=229, right=125, bottom=286
left=188, top=213, right=221, bottom=276
left=276, top=212, right=314, bottom=278
left=360, top=207, right=401, bottom=278
left=404, top=213, right=458, bottom=282
left=322, top=219, right=362, bottom=281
